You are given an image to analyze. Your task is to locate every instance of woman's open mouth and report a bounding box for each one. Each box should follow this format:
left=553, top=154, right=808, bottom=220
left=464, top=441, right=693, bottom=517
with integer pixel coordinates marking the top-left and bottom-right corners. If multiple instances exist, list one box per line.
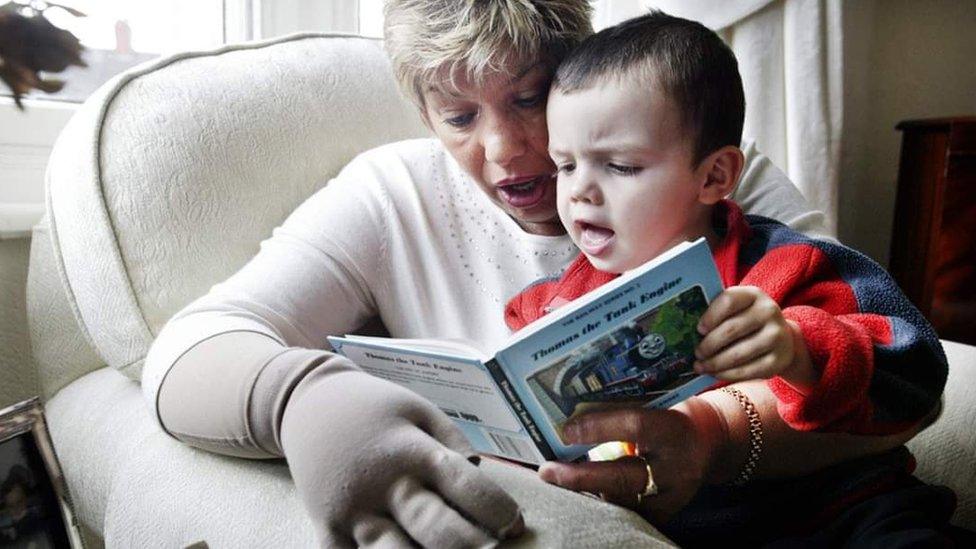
left=576, top=221, right=615, bottom=256
left=496, top=175, right=550, bottom=208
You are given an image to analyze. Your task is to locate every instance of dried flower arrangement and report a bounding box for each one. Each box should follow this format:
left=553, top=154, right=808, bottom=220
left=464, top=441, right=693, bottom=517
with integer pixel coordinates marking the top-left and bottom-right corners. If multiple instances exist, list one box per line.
left=0, top=0, right=86, bottom=109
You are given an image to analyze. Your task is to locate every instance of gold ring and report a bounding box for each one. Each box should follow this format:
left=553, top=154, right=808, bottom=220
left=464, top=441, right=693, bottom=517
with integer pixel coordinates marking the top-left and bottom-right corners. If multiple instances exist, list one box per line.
left=637, top=456, right=659, bottom=503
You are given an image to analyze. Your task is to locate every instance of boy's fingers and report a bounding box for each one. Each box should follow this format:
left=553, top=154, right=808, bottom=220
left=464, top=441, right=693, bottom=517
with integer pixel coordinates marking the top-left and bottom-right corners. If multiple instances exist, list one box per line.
left=697, top=286, right=760, bottom=333
left=695, top=314, right=764, bottom=359
left=695, top=328, right=771, bottom=374
left=709, top=353, right=779, bottom=382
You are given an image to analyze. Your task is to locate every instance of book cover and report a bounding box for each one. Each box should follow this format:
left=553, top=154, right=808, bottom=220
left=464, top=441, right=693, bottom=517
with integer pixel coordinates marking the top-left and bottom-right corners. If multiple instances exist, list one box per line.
left=328, top=238, right=723, bottom=465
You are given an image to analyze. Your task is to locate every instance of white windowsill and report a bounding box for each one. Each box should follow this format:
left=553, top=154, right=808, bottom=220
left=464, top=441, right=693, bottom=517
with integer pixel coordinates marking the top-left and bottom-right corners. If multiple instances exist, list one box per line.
left=0, top=97, right=79, bottom=239
left=0, top=204, right=47, bottom=239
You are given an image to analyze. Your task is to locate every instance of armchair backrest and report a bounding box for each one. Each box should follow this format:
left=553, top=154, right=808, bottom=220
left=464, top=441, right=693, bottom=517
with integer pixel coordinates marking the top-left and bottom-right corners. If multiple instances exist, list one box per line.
left=33, top=33, right=427, bottom=386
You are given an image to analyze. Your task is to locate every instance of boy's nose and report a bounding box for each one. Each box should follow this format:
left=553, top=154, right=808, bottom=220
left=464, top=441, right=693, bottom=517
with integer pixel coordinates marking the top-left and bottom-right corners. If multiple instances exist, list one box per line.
left=570, top=167, right=602, bottom=204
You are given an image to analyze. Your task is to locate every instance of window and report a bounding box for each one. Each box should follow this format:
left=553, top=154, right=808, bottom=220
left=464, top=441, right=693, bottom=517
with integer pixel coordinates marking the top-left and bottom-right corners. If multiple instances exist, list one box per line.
left=2, top=0, right=225, bottom=104
left=0, top=0, right=229, bottom=237
left=358, top=0, right=384, bottom=38
left=0, top=0, right=401, bottom=237
left=2, top=0, right=396, bottom=106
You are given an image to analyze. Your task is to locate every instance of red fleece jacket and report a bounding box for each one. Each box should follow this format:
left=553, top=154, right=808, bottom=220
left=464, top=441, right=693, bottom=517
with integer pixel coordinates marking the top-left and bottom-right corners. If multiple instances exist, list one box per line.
left=505, top=200, right=947, bottom=434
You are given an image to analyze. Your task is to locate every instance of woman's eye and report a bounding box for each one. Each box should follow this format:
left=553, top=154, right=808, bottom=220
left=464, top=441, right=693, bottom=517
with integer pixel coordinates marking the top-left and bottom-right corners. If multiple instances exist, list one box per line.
left=608, top=163, right=641, bottom=175
left=515, top=94, right=544, bottom=108
left=444, top=112, right=475, bottom=128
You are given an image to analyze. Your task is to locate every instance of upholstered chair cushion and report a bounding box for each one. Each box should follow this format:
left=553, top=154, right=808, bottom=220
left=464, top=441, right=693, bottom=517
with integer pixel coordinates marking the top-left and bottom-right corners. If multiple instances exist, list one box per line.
left=44, top=33, right=427, bottom=380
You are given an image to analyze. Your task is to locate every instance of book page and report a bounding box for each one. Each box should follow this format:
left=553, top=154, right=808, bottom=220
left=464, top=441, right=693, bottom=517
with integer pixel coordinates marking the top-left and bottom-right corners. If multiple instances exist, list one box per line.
left=494, top=238, right=722, bottom=462
left=340, top=334, right=488, bottom=358
left=327, top=336, right=545, bottom=464
left=503, top=240, right=697, bottom=345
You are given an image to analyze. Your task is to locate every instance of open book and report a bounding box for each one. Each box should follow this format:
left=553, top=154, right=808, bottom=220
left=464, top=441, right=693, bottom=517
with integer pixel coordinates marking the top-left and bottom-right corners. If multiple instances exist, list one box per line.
left=329, top=238, right=723, bottom=465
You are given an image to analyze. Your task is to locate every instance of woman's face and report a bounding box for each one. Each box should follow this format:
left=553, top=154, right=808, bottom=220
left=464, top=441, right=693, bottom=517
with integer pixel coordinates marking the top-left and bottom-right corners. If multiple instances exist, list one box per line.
left=422, top=64, right=564, bottom=236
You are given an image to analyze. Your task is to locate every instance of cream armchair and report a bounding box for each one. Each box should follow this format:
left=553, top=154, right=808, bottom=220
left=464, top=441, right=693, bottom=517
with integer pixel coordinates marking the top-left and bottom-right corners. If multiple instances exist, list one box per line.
left=24, top=33, right=976, bottom=546
left=26, top=33, right=670, bottom=547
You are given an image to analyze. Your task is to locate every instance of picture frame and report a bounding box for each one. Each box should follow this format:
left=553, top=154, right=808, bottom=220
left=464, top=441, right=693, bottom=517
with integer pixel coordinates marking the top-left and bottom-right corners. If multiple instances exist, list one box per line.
left=0, top=397, right=83, bottom=548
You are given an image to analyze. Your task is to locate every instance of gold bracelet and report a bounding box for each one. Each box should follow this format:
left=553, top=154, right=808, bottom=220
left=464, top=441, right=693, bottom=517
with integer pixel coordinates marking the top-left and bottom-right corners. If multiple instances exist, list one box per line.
left=721, top=386, right=764, bottom=486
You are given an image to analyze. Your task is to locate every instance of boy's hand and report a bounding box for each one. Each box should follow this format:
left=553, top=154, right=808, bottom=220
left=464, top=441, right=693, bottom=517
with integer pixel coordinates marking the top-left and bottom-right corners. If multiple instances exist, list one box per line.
left=694, top=286, right=814, bottom=389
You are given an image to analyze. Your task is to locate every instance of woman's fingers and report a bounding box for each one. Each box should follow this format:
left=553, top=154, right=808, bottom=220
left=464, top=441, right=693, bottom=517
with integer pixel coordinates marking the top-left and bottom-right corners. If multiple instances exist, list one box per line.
left=387, top=476, right=497, bottom=549
left=422, top=447, right=525, bottom=540
left=352, top=515, right=416, bottom=549
left=543, top=401, right=718, bottom=526
left=539, top=456, right=691, bottom=524
left=539, top=458, right=649, bottom=505
left=540, top=452, right=707, bottom=525
left=399, top=389, right=525, bottom=539
left=562, top=406, right=683, bottom=446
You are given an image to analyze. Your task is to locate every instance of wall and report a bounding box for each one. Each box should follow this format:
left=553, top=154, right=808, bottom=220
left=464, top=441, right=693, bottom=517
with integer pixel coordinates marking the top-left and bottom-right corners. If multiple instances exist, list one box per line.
left=1, top=97, right=76, bottom=411
left=838, top=0, right=976, bottom=265
left=0, top=237, right=36, bottom=409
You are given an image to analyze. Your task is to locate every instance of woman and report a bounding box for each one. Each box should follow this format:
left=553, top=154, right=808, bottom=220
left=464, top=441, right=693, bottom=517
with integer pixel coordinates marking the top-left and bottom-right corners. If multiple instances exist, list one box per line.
left=143, top=1, right=933, bottom=547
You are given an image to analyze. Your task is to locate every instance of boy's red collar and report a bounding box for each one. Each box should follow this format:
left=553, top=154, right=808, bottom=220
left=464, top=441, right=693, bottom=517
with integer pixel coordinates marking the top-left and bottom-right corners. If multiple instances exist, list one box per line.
left=506, top=199, right=752, bottom=329
left=571, top=198, right=751, bottom=287
left=711, top=199, right=752, bottom=288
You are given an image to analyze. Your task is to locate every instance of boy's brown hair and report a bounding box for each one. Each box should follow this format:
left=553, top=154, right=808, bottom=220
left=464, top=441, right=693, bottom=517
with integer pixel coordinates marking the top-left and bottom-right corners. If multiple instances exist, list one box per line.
left=552, top=10, right=745, bottom=165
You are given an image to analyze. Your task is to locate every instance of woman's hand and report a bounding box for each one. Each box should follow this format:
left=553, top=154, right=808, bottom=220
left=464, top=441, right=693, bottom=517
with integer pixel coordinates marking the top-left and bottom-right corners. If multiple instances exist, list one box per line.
left=280, top=358, right=523, bottom=548
left=538, top=397, right=728, bottom=525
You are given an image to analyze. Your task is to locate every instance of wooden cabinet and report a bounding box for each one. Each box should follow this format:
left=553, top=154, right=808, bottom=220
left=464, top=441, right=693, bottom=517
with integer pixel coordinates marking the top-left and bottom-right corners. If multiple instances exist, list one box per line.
left=889, top=117, right=976, bottom=345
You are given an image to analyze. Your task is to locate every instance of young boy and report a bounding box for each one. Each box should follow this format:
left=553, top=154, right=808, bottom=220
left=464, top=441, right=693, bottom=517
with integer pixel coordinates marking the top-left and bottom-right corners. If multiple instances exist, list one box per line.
left=505, top=11, right=946, bottom=436
left=504, top=11, right=958, bottom=546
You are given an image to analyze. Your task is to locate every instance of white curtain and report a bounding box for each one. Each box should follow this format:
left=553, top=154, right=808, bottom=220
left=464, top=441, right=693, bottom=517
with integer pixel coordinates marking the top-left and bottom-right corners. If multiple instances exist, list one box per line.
left=232, top=0, right=362, bottom=41
left=594, top=0, right=844, bottom=235
left=243, top=0, right=846, bottom=233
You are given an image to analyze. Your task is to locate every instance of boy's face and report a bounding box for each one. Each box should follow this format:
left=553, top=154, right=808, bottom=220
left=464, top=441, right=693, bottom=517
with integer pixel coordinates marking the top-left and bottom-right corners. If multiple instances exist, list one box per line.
left=547, top=78, right=713, bottom=273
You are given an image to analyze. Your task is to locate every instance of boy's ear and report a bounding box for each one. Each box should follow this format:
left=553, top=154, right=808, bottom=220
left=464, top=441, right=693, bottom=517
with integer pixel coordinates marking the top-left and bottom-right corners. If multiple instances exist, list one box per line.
left=697, top=145, right=745, bottom=205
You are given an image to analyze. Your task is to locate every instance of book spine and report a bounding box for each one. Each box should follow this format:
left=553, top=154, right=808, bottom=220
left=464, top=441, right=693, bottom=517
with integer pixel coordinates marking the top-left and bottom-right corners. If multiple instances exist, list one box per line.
left=484, top=359, right=557, bottom=462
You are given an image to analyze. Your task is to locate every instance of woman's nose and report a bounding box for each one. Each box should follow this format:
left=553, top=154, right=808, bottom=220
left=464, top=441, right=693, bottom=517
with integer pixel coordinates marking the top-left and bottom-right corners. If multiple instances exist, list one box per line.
left=482, top=113, right=527, bottom=167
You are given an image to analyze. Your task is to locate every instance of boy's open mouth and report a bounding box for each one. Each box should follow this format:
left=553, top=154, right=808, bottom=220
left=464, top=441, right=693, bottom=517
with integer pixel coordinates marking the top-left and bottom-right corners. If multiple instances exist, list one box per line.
left=497, top=176, right=550, bottom=208
left=577, top=221, right=615, bottom=256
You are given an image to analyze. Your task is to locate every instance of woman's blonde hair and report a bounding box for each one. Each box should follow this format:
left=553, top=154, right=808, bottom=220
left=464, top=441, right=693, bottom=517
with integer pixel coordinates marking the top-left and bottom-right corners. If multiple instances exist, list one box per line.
left=383, top=0, right=593, bottom=109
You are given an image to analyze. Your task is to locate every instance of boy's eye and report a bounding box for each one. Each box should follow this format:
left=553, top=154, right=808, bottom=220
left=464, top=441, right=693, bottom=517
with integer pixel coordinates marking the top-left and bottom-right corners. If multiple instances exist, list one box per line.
left=557, top=162, right=576, bottom=174
left=444, top=112, right=475, bottom=128
left=515, top=94, right=544, bottom=108
left=608, top=163, right=641, bottom=175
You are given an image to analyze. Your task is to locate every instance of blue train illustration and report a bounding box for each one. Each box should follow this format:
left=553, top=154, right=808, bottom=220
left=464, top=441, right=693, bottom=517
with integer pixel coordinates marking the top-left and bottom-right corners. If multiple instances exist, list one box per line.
left=544, top=323, right=693, bottom=416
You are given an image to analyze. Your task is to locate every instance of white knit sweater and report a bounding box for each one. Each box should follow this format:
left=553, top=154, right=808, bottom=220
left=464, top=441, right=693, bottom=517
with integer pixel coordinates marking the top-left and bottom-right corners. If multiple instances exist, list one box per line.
left=143, top=137, right=825, bottom=417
